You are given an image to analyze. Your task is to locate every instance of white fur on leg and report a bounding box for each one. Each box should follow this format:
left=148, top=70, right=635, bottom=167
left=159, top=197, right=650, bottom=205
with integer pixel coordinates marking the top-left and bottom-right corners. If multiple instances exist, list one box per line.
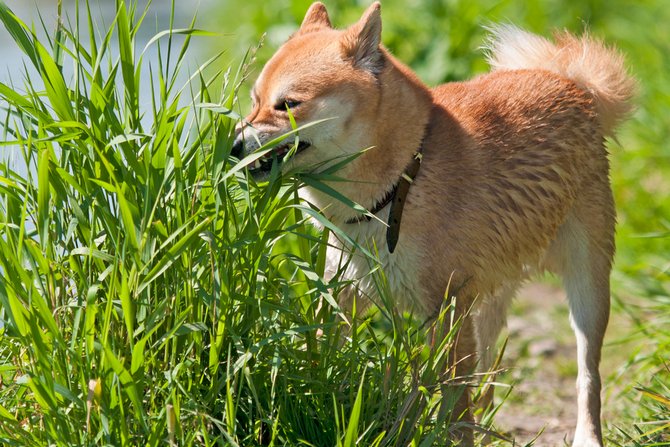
left=570, top=327, right=603, bottom=447
left=551, top=215, right=608, bottom=447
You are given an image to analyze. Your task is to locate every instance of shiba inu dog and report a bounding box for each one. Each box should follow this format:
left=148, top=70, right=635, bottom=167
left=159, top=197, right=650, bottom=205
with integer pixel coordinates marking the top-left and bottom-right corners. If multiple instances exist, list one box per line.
left=231, top=2, right=636, bottom=446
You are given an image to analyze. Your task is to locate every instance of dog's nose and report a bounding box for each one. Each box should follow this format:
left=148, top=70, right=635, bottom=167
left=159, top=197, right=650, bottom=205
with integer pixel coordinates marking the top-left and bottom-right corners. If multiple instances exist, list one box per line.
left=231, top=133, right=245, bottom=159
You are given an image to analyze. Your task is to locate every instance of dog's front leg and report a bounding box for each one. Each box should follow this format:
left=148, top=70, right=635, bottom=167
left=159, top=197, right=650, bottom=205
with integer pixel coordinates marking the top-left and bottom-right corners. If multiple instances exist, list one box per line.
left=434, top=298, right=478, bottom=446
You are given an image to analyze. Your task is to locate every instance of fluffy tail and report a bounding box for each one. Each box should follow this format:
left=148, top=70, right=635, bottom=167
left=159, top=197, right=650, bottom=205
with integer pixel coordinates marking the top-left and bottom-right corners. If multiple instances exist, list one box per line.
left=483, top=24, right=637, bottom=136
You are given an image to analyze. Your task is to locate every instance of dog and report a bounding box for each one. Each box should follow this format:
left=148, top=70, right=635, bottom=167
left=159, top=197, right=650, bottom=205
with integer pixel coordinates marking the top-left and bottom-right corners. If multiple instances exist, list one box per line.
left=231, top=2, right=636, bottom=445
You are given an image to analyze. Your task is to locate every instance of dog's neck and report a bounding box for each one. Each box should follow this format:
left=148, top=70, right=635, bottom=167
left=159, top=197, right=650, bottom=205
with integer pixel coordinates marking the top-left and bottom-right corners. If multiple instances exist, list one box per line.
left=306, top=49, right=434, bottom=225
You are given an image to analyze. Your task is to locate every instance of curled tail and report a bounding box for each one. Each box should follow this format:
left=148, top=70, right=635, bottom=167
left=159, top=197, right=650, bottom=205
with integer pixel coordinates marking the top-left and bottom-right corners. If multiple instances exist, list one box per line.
left=483, top=24, right=637, bottom=136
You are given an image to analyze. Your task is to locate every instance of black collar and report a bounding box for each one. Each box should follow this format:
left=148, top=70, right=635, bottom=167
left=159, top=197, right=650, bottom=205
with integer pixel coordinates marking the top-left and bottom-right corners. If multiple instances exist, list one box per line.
left=345, top=139, right=425, bottom=253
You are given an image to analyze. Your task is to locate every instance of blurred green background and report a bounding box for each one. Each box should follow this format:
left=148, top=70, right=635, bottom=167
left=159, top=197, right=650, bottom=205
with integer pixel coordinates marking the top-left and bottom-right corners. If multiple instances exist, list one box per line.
left=202, top=0, right=670, bottom=284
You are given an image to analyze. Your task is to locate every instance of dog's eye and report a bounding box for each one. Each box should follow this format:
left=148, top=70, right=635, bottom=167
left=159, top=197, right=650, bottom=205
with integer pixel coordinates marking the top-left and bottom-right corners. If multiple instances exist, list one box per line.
left=275, top=99, right=302, bottom=111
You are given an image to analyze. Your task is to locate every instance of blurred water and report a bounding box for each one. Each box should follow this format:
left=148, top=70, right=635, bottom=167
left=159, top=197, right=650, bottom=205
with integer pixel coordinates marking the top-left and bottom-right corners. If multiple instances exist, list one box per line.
left=0, top=1, right=220, bottom=328
left=0, top=0, right=220, bottom=174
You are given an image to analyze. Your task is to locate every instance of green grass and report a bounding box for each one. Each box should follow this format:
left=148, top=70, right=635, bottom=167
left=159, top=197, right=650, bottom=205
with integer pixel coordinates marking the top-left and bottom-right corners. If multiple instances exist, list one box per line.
left=0, top=1, right=481, bottom=446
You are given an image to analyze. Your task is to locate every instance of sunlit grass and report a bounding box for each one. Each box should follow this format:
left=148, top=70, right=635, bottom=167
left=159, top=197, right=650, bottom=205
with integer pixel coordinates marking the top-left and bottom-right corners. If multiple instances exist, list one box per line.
left=0, top=1, right=483, bottom=446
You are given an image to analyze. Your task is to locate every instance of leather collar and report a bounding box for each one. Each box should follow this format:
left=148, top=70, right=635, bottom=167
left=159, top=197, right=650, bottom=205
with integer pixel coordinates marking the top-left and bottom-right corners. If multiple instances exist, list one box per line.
left=345, top=138, right=425, bottom=253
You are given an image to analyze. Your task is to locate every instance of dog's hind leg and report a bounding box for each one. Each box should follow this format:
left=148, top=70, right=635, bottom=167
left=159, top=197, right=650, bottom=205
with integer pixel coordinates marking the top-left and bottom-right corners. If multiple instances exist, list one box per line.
left=546, top=183, right=614, bottom=447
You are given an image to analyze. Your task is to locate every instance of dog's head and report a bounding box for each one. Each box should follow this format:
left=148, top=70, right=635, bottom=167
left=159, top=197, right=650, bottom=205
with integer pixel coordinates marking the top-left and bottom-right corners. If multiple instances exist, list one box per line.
left=231, top=2, right=385, bottom=181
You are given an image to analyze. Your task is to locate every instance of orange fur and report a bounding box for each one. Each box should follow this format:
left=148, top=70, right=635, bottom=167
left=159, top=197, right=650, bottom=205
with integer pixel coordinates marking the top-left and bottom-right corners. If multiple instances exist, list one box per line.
left=483, top=24, right=637, bottom=136
left=232, top=4, right=636, bottom=446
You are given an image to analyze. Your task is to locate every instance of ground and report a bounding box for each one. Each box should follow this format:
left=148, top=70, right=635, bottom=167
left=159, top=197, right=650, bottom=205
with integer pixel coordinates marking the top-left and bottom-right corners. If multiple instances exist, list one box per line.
left=489, top=282, right=634, bottom=447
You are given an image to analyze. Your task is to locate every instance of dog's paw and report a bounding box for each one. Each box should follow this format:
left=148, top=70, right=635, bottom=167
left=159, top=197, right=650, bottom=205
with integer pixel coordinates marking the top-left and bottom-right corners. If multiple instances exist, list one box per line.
left=571, top=431, right=604, bottom=447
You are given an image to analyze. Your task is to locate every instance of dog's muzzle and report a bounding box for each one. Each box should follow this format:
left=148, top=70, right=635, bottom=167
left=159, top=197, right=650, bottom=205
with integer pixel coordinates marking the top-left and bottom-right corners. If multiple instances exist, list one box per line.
left=230, top=131, right=311, bottom=175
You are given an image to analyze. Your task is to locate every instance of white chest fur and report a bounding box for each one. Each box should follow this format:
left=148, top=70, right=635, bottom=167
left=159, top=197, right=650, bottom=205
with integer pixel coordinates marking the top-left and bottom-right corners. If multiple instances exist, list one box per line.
left=323, top=206, right=427, bottom=315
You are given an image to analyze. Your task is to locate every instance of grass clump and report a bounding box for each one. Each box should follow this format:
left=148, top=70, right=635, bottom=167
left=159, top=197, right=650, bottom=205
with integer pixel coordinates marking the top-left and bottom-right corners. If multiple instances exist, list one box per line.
left=607, top=266, right=670, bottom=446
left=0, top=1, right=473, bottom=446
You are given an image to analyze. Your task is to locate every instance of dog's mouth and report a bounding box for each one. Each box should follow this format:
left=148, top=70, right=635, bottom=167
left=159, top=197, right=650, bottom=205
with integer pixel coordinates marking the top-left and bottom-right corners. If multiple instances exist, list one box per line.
left=248, top=140, right=311, bottom=174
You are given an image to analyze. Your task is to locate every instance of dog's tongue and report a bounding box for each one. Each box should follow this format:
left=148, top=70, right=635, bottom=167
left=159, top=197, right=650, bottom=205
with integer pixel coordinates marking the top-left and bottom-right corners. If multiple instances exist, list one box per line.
left=275, top=144, right=290, bottom=156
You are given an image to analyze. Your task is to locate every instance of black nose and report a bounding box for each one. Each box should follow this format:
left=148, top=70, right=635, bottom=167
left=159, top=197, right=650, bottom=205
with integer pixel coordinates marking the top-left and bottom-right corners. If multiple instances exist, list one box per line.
left=231, top=133, right=245, bottom=159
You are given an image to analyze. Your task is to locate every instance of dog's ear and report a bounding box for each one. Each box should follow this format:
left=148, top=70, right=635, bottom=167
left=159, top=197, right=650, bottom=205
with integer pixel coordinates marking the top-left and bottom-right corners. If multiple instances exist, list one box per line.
left=341, top=2, right=384, bottom=74
left=296, top=2, right=332, bottom=35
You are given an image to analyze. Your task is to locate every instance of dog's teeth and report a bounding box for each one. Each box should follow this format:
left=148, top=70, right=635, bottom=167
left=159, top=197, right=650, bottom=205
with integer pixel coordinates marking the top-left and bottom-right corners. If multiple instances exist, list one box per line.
left=254, top=160, right=261, bottom=169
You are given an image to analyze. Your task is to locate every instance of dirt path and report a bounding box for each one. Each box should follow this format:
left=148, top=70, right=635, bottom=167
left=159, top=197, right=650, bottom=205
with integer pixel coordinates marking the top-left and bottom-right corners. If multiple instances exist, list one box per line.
left=490, top=282, right=630, bottom=446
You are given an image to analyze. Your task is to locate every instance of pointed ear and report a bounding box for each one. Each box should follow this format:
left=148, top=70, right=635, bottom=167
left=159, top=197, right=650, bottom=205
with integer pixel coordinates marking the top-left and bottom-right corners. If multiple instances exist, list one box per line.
left=296, top=2, right=332, bottom=36
left=341, top=2, right=384, bottom=74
